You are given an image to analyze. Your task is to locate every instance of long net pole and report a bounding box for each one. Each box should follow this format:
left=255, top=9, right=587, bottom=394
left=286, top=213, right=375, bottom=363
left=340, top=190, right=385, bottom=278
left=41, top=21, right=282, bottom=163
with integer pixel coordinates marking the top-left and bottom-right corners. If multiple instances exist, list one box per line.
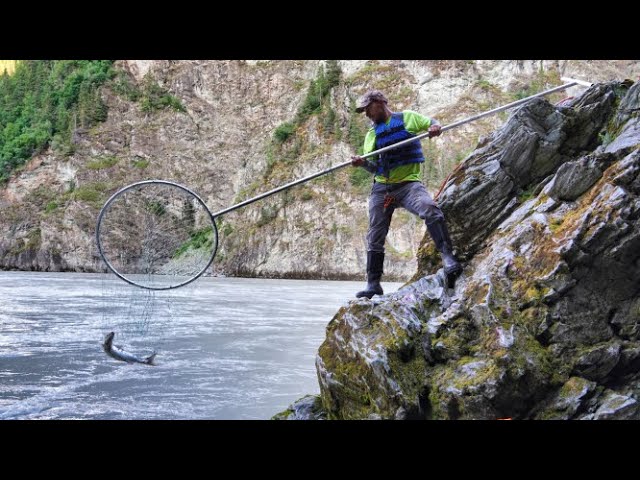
left=211, top=80, right=585, bottom=218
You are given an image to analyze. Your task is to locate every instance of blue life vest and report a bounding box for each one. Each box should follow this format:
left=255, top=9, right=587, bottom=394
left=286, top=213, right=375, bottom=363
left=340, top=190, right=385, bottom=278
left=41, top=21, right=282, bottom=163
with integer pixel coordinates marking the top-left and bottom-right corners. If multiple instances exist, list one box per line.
left=373, top=112, right=424, bottom=177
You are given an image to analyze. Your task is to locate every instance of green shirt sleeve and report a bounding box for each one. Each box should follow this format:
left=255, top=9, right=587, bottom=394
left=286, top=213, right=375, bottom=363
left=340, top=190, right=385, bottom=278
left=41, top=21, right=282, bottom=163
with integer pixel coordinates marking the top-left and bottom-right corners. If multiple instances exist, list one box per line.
left=402, top=110, right=433, bottom=134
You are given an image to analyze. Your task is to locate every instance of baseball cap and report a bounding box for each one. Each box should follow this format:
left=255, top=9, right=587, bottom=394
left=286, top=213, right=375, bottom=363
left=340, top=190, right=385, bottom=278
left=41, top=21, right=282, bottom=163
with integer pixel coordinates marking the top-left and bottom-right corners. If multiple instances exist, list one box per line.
left=355, top=90, right=388, bottom=113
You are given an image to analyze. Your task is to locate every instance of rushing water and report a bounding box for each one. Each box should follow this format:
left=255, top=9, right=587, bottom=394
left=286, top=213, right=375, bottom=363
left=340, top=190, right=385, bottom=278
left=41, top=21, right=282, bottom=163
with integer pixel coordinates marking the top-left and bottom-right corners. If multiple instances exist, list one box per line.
left=0, top=271, right=401, bottom=419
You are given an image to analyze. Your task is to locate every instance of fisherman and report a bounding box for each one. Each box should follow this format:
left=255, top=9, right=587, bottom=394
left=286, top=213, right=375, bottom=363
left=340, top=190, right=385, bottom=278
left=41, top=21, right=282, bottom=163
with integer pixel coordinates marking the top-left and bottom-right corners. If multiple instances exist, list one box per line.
left=351, top=90, right=462, bottom=298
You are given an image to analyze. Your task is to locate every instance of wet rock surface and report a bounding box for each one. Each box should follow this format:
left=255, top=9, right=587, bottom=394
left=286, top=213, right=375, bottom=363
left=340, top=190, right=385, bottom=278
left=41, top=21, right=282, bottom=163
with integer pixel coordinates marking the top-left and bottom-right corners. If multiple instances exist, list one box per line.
left=314, top=81, right=640, bottom=419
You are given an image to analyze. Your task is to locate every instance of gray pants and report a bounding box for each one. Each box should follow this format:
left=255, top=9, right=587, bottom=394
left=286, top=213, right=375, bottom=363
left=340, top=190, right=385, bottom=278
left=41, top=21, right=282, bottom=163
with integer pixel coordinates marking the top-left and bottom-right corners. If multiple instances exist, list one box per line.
left=367, top=181, right=444, bottom=253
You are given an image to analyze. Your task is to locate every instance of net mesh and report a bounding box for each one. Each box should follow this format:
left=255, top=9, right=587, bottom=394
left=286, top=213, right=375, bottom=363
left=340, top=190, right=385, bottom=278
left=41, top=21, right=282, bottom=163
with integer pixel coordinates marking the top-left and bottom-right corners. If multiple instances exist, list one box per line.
left=97, top=181, right=218, bottom=290
left=99, top=271, right=204, bottom=358
left=97, top=181, right=216, bottom=359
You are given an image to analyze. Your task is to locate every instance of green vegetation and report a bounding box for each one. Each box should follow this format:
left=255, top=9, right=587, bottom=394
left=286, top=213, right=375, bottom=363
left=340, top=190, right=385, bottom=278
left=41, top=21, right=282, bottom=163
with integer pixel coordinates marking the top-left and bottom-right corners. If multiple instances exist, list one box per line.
left=264, top=63, right=346, bottom=190
left=0, top=61, right=186, bottom=183
left=145, top=200, right=166, bottom=216
left=349, top=165, right=372, bottom=192
left=511, top=67, right=562, bottom=101
left=111, top=69, right=141, bottom=101
left=273, top=122, right=296, bottom=143
left=597, top=80, right=633, bottom=147
left=272, top=60, right=342, bottom=145
left=132, top=159, right=149, bottom=169
left=265, top=61, right=374, bottom=200
left=86, top=155, right=118, bottom=170
left=112, top=69, right=185, bottom=112
left=70, top=182, right=111, bottom=208
left=346, top=62, right=402, bottom=91
left=420, top=141, right=472, bottom=193
left=139, top=73, right=186, bottom=113
left=0, top=60, right=114, bottom=181
left=44, top=201, right=58, bottom=213
left=174, top=226, right=215, bottom=257
left=296, top=60, right=341, bottom=124
left=257, top=204, right=279, bottom=227
left=218, top=219, right=234, bottom=236
left=517, top=186, right=535, bottom=203
left=299, top=188, right=315, bottom=201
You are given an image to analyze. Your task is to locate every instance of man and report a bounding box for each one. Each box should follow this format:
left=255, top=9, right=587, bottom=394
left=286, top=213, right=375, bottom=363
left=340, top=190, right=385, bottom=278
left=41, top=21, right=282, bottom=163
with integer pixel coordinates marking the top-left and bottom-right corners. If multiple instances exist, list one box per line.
left=351, top=90, right=462, bottom=298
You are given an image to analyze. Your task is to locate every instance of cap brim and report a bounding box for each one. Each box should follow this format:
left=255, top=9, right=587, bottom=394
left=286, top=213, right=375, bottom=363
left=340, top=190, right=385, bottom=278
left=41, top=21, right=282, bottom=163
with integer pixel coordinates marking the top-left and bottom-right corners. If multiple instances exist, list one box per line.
left=355, top=106, right=366, bottom=113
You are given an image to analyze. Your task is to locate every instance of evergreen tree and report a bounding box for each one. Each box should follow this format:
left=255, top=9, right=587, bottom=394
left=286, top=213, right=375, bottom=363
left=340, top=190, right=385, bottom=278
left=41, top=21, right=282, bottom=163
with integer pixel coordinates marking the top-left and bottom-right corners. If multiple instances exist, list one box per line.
left=0, top=60, right=115, bottom=181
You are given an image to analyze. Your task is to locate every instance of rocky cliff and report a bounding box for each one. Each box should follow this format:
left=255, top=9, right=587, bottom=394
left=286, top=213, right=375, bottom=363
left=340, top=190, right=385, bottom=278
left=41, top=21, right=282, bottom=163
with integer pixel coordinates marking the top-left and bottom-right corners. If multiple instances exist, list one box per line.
left=2, top=60, right=638, bottom=280
left=276, top=79, right=640, bottom=419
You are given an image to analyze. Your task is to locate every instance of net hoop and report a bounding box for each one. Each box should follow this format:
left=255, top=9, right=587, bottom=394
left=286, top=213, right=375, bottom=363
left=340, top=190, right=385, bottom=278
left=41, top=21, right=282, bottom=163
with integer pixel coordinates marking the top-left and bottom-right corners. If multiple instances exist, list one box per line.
left=96, top=179, right=218, bottom=290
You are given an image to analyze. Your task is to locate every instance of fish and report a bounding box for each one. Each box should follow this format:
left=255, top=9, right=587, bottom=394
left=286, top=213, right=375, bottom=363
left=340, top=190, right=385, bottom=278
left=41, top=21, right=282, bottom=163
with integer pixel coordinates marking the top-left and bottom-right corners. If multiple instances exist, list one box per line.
left=102, top=331, right=157, bottom=365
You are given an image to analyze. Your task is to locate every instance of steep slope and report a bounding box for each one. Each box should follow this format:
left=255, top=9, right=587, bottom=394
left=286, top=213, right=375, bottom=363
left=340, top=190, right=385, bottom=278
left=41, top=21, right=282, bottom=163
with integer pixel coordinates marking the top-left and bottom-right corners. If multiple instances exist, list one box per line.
left=1, top=60, right=638, bottom=281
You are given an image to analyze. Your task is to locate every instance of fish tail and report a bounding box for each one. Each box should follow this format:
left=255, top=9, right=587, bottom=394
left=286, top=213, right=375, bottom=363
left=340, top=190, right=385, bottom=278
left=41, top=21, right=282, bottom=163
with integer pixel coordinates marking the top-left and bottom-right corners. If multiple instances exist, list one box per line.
left=145, top=352, right=157, bottom=365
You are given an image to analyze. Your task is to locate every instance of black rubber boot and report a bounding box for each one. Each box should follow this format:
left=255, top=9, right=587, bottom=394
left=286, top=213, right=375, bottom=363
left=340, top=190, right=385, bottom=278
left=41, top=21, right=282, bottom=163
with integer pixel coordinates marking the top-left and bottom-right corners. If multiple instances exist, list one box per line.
left=356, top=251, right=384, bottom=299
left=427, top=219, right=462, bottom=288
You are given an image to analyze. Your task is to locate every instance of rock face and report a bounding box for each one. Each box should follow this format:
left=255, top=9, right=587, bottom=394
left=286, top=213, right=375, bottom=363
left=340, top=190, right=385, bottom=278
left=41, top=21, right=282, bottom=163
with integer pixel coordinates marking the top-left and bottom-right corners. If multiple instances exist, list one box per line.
left=1, top=60, right=638, bottom=280
left=316, top=80, right=640, bottom=419
left=272, top=395, right=326, bottom=420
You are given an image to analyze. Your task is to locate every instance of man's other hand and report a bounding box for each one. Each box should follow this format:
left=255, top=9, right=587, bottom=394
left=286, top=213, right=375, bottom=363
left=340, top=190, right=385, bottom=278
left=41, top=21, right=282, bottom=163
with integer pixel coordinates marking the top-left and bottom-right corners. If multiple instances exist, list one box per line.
left=351, top=155, right=364, bottom=167
left=428, top=125, right=442, bottom=138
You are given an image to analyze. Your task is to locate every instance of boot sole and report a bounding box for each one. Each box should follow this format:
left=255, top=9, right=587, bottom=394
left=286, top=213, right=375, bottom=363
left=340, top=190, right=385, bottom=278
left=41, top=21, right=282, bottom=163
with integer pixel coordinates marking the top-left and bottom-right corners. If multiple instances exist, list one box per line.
left=355, top=290, right=383, bottom=299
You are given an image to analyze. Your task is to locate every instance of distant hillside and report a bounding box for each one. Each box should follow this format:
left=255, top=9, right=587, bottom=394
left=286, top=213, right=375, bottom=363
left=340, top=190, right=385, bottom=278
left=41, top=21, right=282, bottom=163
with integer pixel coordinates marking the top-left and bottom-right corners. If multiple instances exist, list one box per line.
left=1, top=60, right=639, bottom=280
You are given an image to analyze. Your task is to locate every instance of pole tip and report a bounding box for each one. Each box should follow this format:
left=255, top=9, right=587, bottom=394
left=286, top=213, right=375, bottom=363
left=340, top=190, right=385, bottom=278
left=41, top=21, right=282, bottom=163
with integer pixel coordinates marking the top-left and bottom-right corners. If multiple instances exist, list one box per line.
left=561, top=77, right=593, bottom=87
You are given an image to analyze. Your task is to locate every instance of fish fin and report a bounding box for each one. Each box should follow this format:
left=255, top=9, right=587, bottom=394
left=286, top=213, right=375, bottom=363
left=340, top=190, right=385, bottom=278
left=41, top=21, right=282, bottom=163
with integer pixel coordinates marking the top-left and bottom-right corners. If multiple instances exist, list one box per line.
left=145, top=352, right=157, bottom=365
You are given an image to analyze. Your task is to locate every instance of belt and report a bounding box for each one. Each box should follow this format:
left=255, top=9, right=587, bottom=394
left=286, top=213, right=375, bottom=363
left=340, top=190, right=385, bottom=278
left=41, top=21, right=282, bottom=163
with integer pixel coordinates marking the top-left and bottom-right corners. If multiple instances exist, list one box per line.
left=374, top=180, right=417, bottom=191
